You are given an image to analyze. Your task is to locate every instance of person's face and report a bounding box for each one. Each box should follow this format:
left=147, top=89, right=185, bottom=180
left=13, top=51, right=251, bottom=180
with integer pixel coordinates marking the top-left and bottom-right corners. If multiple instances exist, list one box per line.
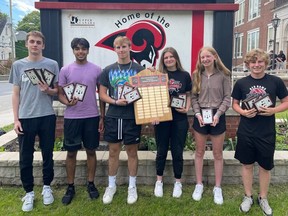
left=248, top=57, right=266, bottom=75
left=114, top=42, right=131, bottom=60
left=25, top=35, right=45, bottom=56
left=163, top=51, right=177, bottom=70
left=200, top=49, right=216, bottom=68
left=73, top=45, right=89, bottom=63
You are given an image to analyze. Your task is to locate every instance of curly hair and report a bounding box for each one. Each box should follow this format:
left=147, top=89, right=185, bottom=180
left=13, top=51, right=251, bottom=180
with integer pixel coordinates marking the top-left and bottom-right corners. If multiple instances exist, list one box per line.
left=244, top=48, right=269, bottom=68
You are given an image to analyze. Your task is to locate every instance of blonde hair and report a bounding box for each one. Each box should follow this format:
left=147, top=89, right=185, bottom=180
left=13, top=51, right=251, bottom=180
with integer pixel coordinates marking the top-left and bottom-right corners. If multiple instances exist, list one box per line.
left=113, top=36, right=131, bottom=47
left=244, top=48, right=269, bottom=68
left=26, top=31, right=45, bottom=44
left=158, top=47, right=185, bottom=73
left=192, top=46, right=230, bottom=94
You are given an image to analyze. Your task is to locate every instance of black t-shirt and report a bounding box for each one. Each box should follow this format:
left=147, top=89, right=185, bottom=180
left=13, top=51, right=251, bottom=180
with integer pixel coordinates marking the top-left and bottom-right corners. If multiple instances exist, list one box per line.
left=167, top=69, right=192, bottom=121
left=232, top=74, right=288, bottom=138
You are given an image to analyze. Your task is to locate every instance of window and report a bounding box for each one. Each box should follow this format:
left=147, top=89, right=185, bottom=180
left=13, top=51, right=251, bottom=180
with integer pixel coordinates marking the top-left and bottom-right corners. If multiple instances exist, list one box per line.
left=235, top=0, right=245, bottom=26
left=267, top=25, right=273, bottom=50
left=248, top=0, right=261, bottom=20
left=234, top=33, right=243, bottom=58
left=247, top=29, right=259, bottom=51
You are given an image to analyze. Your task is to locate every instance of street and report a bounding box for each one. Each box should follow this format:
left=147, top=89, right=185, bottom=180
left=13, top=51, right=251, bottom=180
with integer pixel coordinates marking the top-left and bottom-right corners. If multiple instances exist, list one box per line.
left=0, top=81, right=13, bottom=128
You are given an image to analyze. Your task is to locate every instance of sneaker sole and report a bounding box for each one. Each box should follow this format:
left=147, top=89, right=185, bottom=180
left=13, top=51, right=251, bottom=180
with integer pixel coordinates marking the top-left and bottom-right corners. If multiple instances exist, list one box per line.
left=43, top=199, right=54, bottom=205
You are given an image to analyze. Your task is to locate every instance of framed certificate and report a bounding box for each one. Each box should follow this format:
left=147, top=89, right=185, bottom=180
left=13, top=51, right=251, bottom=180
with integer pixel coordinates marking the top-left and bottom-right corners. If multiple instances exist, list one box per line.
left=120, top=83, right=134, bottom=99
left=242, top=96, right=258, bottom=110
left=42, top=69, right=55, bottom=86
left=170, top=97, right=185, bottom=108
left=117, top=85, right=123, bottom=99
left=253, top=95, right=273, bottom=111
left=178, top=93, right=187, bottom=107
left=73, top=83, right=88, bottom=101
left=201, top=108, right=213, bottom=124
left=34, top=68, right=46, bottom=83
left=62, top=83, right=75, bottom=102
left=24, top=68, right=41, bottom=85
left=123, top=88, right=141, bottom=104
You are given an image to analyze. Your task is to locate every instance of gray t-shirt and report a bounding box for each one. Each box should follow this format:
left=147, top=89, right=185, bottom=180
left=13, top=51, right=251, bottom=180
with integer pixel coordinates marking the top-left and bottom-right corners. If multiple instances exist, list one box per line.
left=9, top=57, right=59, bottom=119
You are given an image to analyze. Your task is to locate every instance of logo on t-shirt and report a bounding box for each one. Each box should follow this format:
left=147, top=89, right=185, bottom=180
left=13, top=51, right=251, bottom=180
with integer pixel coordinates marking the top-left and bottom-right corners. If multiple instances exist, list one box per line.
left=246, top=85, right=267, bottom=98
left=168, top=79, right=182, bottom=93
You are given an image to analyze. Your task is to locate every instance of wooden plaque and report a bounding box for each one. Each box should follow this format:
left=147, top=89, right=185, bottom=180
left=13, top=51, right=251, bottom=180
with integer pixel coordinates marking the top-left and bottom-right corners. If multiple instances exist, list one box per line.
left=129, top=69, right=172, bottom=125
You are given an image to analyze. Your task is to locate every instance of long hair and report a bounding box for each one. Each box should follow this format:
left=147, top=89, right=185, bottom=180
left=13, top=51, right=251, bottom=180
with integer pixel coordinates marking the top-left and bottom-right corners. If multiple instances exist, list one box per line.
left=192, top=46, right=230, bottom=94
left=158, top=47, right=185, bottom=73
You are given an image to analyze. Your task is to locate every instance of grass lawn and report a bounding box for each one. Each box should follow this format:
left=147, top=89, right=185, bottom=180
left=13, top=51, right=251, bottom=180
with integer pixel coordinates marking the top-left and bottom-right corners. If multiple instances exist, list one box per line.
left=0, top=184, right=288, bottom=215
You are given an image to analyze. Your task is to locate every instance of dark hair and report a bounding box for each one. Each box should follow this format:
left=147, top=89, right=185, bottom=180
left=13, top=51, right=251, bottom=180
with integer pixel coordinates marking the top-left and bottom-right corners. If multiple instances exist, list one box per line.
left=71, top=38, right=90, bottom=49
left=158, top=47, right=185, bottom=74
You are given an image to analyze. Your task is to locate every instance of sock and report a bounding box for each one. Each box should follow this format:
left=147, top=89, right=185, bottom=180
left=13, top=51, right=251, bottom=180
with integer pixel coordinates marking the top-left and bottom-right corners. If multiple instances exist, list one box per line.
left=108, top=176, right=116, bottom=188
left=88, top=181, right=94, bottom=186
left=68, top=183, right=74, bottom=188
left=129, top=176, right=137, bottom=188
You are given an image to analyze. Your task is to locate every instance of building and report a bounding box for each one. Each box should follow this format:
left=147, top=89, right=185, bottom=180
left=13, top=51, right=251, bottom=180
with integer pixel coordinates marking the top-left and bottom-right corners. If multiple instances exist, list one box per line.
left=233, top=0, right=288, bottom=70
left=0, top=17, right=16, bottom=62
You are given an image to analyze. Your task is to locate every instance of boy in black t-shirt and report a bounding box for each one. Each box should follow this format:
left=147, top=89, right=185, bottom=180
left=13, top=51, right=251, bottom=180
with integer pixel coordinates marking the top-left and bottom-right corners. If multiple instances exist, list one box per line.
left=232, top=48, right=288, bottom=215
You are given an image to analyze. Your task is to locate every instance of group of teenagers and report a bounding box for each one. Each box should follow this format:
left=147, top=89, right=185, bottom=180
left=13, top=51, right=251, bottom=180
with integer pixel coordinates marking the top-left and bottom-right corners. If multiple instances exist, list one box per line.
left=9, top=30, right=288, bottom=216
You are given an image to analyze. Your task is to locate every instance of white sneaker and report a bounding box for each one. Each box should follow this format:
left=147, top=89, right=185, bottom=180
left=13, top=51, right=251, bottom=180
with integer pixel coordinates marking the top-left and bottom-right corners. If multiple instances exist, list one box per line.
left=103, top=186, right=117, bottom=204
left=213, top=186, right=223, bottom=205
left=240, top=195, right=254, bottom=213
left=154, top=181, right=163, bottom=197
left=192, top=184, right=204, bottom=201
left=127, top=187, right=138, bottom=204
left=172, top=182, right=182, bottom=198
left=22, top=191, right=34, bottom=212
left=42, top=185, right=54, bottom=205
left=258, top=196, right=273, bottom=216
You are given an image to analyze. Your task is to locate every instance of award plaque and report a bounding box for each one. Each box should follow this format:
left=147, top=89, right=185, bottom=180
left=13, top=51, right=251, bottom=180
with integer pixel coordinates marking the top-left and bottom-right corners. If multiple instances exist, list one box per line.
left=62, top=83, right=75, bottom=102
left=120, top=83, right=134, bottom=99
left=170, top=97, right=185, bottom=108
left=73, top=83, right=88, bottom=101
left=253, top=95, right=273, bottom=111
left=201, top=108, right=213, bottom=124
left=42, top=69, right=55, bottom=86
left=129, top=69, right=172, bottom=125
left=178, top=93, right=187, bottom=107
left=123, top=88, right=141, bottom=104
left=242, top=96, right=258, bottom=110
left=25, top=68, right=41, bottom=85
left=34, top=68, right=46, bottom=83
left=117, top=85, right=124, bottom=99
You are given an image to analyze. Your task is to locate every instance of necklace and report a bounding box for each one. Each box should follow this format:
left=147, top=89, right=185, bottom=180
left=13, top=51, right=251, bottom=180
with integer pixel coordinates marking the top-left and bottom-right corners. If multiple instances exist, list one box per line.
left=118, top=61, right=132, bottom=72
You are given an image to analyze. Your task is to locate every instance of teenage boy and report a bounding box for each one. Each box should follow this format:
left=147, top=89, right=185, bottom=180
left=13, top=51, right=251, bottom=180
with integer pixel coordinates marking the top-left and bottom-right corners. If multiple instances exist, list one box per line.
left=232, top=48, right=288, bottom=215
left=99, top=36, right=144, bottom=204
left=58, top=38, right=104, bottom=205
left=9, top=31, right=59, bottom=212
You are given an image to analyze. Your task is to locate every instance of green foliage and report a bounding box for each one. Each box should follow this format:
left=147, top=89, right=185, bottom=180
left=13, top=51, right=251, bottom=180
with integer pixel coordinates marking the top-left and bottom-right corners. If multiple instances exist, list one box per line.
left=16, top=11, right=40, bottom=32
left=141, top=135, right=157, bottom=151
left=15, top=41, right=28, bottom=60
left=54, top=137, right=64, bottom=151
left=0, top=11, right=8, bottom=20
left=275, top=114, right=288, bottom=150
left=224, top=137, right=237, bottom=151
left=184, top=131, right=195, bottom=151
left=1, top=124, right=14, bottom=132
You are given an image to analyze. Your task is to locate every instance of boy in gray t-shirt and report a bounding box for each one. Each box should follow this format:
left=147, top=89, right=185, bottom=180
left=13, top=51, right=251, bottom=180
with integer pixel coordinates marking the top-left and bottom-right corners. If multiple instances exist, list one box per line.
left=9, top=31, right=59, bottom=212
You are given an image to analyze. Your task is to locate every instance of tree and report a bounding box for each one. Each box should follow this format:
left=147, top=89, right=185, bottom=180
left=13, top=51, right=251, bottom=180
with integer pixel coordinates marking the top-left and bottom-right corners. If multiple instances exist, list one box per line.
left=0, top=11, right=8, bottom=20
left=16, top=11, right=40, bottom=32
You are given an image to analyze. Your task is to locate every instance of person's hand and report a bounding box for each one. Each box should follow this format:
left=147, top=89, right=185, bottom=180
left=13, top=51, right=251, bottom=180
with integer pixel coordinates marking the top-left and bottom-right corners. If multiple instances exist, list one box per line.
left=196, top=114, right=205, bottom=127
left=175, top=107, right=189, bottom=114
left=98, top=117, right=104, bottom=132
left=38, top=81, right=50, bottom=93
left=115, top=98, right=128, bottom=106
left=211, top=115, right=219, bottom=127
left=257, top=106, right=275, bottom=116
left=147, top=67, right=156, bottom=72
left=14, top=120, right=24, bottom=135
left=151, top=119, right=160, bottom=125
left=67, top=97, right=79, bottom=106
left=241, top=108, right=257, bottom=118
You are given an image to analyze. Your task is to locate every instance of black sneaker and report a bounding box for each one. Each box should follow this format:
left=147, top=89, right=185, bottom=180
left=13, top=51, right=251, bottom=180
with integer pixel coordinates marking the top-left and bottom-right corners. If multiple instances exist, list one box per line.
left=62, top=186, right=75, bottom=205
left=87, top=183, right=99, bottom=199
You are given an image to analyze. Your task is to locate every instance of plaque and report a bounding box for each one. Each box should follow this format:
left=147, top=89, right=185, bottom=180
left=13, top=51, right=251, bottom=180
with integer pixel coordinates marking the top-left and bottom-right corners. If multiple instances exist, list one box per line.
left=117, top=85, right=123, bottom=99
left=170, top=96, right=185, bottom=108
left=129, top=69, right=172, bottom=125
left=253, top=95, right=273, bottom=111
left=178, top=93, right=187, bottom=107
left=120, top=83, right=134, bottom=99
left=42, top=69, right=55, bottom=86
left=73, top=83, right=88, bottom=101
left=201, top=108, right=213, bottom=124
left=62, top=83, right=75, bottom=102
left=123, top=88, right=141, bottom=104
left=34, top=68, right=46, bottom=83
left=24, top=68, right=41, bottom=85
left=242, top=96, right=258, bottom=110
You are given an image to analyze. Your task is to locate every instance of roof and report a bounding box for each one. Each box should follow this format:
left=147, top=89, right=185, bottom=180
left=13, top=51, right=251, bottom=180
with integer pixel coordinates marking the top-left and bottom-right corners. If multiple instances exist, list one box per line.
left=0, top=17, right=7, bottom=35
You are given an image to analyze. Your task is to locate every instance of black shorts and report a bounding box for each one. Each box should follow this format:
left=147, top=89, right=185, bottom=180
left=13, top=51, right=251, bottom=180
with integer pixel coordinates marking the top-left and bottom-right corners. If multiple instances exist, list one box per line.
left=64, top=117, right=100, bottom=151
left=104, top=117, right=141, bottom=145
left=192, top=110, right=226, bottom=135
left=234, top=134, right=275, bottom=170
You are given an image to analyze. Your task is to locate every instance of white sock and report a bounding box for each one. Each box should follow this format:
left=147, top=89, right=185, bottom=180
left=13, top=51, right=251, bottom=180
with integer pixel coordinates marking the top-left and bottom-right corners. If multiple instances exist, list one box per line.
left=108, top=176, right=116, bottom=188
left=129, top=176, right=137, bottom=188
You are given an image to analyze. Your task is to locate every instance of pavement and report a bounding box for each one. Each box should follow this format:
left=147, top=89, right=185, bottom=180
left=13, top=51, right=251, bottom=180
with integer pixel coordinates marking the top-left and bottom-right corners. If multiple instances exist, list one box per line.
left=0, top=79, right=13, bottom=128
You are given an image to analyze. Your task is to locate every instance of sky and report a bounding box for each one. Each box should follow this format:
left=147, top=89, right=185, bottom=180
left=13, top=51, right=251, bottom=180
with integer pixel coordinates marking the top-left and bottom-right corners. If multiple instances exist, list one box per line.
left=0, top=0, right=38, bottom=25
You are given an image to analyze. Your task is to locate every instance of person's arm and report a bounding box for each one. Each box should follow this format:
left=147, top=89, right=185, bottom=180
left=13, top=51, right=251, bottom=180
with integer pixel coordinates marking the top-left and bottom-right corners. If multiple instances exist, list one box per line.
left=258, top=96, right=288, bottom=116
left=97, top=83, right=106, bottom=132
left=99, top=84, right=127, bottom=106
left=232, top=98, right=257, bottom=118
left=38, top=81, right=58, bottom=96
left=12, top=85, right=23, bottom=134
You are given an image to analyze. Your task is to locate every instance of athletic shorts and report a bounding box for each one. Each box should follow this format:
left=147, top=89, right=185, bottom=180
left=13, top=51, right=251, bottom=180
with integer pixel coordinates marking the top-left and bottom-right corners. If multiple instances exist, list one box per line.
left=234, top=134, right=275, bottom=170
left=192, top=109, right=226, bottom=135
left=104, top=117, right=141, bottom=145
left=64, top=116, right=100, bottom=151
